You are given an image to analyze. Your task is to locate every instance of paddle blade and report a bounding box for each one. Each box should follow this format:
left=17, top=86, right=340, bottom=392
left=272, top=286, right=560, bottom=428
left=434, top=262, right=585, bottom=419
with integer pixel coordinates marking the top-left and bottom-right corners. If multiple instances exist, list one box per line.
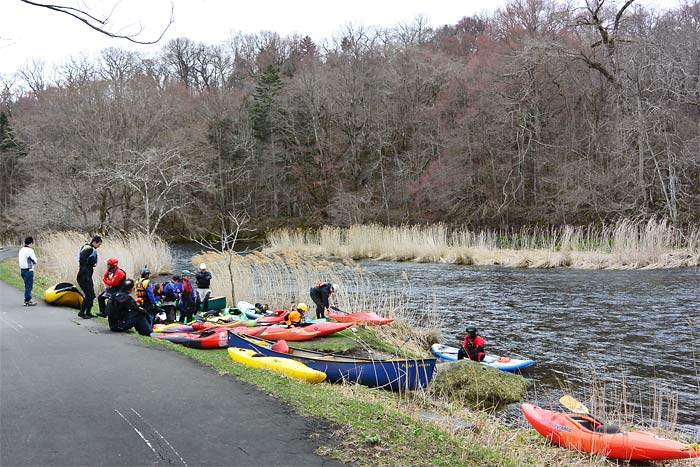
left=559, top=395, right=589, bottom=414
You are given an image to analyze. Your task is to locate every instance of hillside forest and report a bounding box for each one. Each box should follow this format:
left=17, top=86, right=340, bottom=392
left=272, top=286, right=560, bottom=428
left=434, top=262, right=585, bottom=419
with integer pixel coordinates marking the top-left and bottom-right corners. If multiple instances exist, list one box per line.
left=1, top=0, right=699, bottom=240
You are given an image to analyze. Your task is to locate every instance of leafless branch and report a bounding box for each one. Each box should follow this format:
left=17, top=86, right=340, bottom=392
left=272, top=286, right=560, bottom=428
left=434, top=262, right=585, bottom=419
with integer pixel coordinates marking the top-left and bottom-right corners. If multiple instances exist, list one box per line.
left=20, top=0, right=175, bottom=45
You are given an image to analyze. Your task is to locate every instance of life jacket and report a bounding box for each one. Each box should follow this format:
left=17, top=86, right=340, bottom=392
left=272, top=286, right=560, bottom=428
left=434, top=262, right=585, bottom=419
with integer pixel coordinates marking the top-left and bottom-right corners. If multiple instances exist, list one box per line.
left=135, top=278, right=150, bottom=305
left=78, top=242, right=98, bottom=267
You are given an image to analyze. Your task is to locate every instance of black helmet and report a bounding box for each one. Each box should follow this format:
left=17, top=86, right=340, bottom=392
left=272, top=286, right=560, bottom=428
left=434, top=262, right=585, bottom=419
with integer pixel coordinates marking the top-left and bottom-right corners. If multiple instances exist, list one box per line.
left=140, top=266, right=151, bottom=277
left=466, top=323, right=477, bottom=335
left=123, top=279, right=135, bottom=291
left=173, top=274, right=181, bottom=281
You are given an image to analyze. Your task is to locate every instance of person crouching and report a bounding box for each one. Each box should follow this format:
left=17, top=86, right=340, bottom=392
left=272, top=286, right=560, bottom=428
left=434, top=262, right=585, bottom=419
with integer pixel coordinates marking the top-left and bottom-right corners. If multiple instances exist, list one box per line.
left=284, top=303, right=308, bottom=327
left=108, top=279, right=152, bottom=336
left=457, top=323, right=485, bottom=362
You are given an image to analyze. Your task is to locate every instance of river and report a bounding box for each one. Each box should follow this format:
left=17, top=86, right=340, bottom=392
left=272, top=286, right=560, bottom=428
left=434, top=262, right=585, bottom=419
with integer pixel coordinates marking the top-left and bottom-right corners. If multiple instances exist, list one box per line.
left=170, top=244, right=700, bottom=440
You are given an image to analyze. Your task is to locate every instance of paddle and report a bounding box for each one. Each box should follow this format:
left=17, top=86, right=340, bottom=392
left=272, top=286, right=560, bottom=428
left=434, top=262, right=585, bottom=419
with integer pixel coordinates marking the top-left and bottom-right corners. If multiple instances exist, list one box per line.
left=559, top=395, right=590, bottom=414
left=329, top=306, right=348, bottom=314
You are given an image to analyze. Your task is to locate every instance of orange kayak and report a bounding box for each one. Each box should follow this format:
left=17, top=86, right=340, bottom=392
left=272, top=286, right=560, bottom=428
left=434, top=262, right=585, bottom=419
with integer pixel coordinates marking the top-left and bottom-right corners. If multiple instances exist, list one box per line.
left=521, top=403, right=700, bottom=461
left=327, top=310, right=393, bottom=325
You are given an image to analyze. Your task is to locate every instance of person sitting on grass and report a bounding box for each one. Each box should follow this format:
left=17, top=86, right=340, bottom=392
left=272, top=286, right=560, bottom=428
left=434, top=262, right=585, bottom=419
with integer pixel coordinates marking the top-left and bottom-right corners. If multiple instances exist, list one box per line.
left=284, top=303, right=308, bottom=327
left=108, top=279, right=152, bottom=336
left=457, top=323, right=485, bottom=362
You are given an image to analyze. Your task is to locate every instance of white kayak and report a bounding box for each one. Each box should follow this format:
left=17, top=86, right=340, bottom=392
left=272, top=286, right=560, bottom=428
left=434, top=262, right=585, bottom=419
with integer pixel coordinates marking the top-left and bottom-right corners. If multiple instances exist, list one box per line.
left=431, top=343, right=535, bottom=372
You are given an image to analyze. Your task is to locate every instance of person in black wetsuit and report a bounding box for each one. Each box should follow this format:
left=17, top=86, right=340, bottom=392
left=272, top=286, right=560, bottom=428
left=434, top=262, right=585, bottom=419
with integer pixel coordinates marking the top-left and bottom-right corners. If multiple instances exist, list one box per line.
left=108, top=279, right=152, bottom=336
left=76, top=236, right=102, bottom=319
left=194, top=263, right=212, bottom=313
left=309, top=282, right=338, bottom=320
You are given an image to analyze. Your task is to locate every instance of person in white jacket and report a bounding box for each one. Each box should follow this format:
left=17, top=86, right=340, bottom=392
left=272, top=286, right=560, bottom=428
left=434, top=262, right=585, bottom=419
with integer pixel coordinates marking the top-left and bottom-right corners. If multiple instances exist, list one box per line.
left=18, top=236, right=38, bottom=306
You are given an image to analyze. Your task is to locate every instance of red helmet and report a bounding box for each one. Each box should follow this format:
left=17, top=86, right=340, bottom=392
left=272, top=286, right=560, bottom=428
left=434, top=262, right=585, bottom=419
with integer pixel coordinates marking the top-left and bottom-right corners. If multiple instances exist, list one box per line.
left=106, top=257, right=119, bottom=266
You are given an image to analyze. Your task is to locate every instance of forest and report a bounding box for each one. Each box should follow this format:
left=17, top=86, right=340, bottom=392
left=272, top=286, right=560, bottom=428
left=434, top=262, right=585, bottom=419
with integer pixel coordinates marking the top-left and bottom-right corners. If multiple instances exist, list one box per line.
left=1, top=0, right=699, bottom=240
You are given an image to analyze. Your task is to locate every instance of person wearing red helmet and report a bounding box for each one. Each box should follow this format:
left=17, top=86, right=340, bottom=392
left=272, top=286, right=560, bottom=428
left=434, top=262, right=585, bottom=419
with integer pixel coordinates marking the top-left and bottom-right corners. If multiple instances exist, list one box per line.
left=457, top=323, right=486, bottom=362
left=97, top=257, right=126, bottom=318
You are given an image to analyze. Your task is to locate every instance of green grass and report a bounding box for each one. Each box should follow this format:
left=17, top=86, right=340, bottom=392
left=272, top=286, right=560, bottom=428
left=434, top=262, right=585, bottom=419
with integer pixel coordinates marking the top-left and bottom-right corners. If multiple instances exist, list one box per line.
left=0, top=252, right=54, bottom=297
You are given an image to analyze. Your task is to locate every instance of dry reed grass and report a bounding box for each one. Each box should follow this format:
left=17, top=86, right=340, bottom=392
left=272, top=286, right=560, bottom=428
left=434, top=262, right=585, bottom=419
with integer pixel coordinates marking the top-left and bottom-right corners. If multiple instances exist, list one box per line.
left=191, top=250, right=441, bottom=355
left=266, top=219, right=700, bottom=270
left=39, top=231, right=172, bottom=293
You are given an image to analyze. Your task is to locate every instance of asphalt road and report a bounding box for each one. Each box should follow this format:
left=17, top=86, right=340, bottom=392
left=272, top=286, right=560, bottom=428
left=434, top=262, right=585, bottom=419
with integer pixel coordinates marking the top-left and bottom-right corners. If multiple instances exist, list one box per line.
left=0, top=248, right=343, bottom=467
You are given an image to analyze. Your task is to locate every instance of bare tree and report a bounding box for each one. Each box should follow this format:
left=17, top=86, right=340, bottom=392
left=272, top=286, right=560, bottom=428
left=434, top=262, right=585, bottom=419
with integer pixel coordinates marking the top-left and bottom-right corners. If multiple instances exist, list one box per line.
left=20, top=0, right=174, bottom=45
left=93, top=148, right=203, bottom=236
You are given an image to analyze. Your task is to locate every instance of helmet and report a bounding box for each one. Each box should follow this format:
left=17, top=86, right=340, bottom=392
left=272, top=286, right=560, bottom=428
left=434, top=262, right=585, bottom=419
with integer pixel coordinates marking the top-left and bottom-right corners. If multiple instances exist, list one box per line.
left=182, top=270, right=191, bottom=276
left=296, top=303, right=308, bottom=313
left=466, top=323, right=478, bottom=335
left=199, top=263, right=207, bottom=270
left=140, top=266, right=151, bottom=277
left=331, top=283, right=339, bottom=292
left=173, top=274, right=181, bottom=281
left=106, top=257, right=119, bottom=266
left=123, top=279, right=135, bottom=291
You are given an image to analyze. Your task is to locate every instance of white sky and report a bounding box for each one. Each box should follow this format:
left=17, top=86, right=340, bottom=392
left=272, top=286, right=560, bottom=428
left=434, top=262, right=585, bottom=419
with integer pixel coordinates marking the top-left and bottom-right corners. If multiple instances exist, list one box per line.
left=0, top=0, right=683, bottom=76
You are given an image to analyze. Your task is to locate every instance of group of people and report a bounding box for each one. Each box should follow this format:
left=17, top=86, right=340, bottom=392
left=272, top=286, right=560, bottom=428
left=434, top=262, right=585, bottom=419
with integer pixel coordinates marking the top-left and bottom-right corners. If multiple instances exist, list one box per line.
left=18, top=235, right=483, bottom=361
left=69, top=235, right=215, bottom=335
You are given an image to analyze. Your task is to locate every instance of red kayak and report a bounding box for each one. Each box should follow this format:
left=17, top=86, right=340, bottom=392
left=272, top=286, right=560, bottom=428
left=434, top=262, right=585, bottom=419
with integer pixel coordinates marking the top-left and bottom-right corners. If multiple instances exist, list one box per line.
left=256, top=326, right=323, bottom=341
left=157, top=326, right=265, bottom=348
left=327, top=310, right=394, bottom=326
left=522, top=403, right=700, bottom=461
left=255, top=310, right=287, bottom=324
left=297, top=321, right=353, bottom=337
left=156, top=329, right=231, bottom=349
left=191, top=320, right=251, bottom=331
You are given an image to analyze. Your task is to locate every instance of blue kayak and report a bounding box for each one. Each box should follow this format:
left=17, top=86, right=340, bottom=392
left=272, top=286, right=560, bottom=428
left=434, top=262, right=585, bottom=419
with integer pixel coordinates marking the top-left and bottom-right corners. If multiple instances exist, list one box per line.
left=431, top=343, right=534, bottom=372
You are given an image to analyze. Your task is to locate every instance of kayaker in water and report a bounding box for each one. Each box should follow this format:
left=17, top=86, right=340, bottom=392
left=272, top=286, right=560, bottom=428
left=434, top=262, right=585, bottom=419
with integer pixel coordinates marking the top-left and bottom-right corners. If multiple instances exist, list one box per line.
left=458, top=323, right=485, bottom=362
left=284, top=303, right=308, bottom=327
left=309, top=282, right=338, bottom=319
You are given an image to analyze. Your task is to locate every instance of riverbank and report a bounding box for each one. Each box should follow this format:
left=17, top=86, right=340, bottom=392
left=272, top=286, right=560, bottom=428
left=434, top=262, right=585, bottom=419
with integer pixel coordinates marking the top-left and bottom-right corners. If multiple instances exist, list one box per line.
left=266, top=220, right=700, bottom=270
left=2, top=255, right=698, bottom=466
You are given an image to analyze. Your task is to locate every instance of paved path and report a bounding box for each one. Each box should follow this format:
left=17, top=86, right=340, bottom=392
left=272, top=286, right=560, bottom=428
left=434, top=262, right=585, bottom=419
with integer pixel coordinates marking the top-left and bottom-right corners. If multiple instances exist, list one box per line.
left=0, top=248, right=342, bottom=467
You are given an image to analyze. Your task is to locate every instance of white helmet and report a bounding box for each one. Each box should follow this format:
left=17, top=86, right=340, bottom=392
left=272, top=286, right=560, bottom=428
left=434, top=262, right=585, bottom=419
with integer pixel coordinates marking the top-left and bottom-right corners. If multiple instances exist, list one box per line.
left=200, top=263, right=207, bottom=270
left=331, top=283, right=339, bottom=292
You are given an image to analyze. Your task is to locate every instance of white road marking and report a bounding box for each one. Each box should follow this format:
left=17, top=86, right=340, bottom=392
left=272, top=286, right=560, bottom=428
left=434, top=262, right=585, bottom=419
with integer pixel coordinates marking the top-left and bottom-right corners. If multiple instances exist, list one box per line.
left=114, top=409, right=159, bottom=457
left=130, top=407, right=188, bottom=467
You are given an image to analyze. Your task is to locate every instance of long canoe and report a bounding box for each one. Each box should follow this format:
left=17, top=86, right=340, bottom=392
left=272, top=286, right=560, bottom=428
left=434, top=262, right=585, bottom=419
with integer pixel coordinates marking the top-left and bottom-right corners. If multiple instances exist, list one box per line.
left=227, top=331, right=436, bottom=391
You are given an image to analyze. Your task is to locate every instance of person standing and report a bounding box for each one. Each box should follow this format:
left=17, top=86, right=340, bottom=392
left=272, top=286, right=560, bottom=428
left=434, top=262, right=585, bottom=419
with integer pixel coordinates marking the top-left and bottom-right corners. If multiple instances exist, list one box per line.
left=18, top=236, right=38, bottom=306
left=135, top=266, right=157, bottom=325
left=177, top=270, right=196, bottom=323
left=76, top=235, right=102, bottom=319
left=457, top=323, right=486, bottom=362
left=309, top=282, right=338, bottom=319
left=97, top=257, right=126, bottom=318
left=194, top=263, right=212, bottom=313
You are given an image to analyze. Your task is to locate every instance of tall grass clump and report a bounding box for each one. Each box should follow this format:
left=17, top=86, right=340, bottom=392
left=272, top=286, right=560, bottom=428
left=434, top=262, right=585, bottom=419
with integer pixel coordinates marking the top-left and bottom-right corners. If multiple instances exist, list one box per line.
left=39, top=231, right=172, bottom=292
left=266, top=218, right=700, bottom=270
left=192, top=250, right=441, bottom=355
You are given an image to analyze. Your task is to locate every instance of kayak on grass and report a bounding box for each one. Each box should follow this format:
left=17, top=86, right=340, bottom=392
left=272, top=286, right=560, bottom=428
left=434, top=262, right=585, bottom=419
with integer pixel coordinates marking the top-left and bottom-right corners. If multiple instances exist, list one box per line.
left=521, top=403, right=700, bottom=461
left=326, top=310, right=394, bottom=325
left=227, top=331, right=436, bottom=391
left=430, top=343, right=534, bottom=371
left=227, top=347, right=327, bottom=384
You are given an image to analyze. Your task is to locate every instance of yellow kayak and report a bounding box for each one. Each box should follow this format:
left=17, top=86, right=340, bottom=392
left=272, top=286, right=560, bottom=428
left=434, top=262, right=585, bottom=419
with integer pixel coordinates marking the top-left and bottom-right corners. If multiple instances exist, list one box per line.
left=227, top=347, right=326, bottom=384
left=44, top=282, right=84, bottom=309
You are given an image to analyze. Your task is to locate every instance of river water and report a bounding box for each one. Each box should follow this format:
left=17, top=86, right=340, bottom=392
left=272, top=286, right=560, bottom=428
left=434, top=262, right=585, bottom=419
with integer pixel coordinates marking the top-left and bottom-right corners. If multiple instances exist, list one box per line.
left=170, top=244, right=700, bottom=439
left=361, top=260, right=700, bottom=439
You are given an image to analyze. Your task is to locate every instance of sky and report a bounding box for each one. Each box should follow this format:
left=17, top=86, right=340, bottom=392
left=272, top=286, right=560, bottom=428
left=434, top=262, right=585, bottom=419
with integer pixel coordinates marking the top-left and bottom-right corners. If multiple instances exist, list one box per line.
left=0, top=0, right=683, bottom=77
